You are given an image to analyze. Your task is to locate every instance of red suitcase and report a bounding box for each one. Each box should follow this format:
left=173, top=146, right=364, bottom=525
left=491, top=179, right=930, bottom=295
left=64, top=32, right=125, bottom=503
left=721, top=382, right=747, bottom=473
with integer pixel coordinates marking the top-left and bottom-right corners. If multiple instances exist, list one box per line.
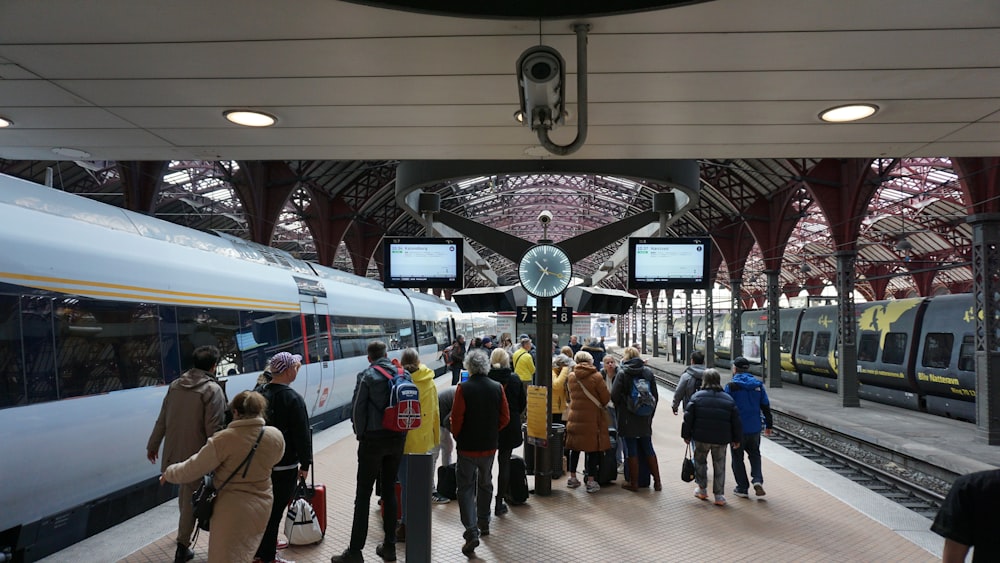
left=306, top=481, right=327, bottom=536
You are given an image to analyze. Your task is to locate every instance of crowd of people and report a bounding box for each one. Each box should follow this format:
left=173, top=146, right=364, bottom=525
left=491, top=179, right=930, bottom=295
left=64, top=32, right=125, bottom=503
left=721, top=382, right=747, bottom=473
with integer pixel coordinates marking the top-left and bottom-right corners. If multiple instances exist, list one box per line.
left=147, top=333, right=982, bottom=563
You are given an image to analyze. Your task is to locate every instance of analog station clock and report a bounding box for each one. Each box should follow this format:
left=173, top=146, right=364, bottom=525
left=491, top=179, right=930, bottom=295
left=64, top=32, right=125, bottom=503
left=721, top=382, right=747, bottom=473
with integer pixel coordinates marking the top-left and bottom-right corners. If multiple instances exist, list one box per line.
left=518, top=244, right=572, bottom=298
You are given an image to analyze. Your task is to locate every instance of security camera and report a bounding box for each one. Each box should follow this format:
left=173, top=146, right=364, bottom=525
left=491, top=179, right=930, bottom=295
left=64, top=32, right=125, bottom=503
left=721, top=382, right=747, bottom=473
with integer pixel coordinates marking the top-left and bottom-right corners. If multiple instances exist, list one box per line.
left=515, top=45, right=566, bottom=131
left=538, top=210, right=553, bottom=224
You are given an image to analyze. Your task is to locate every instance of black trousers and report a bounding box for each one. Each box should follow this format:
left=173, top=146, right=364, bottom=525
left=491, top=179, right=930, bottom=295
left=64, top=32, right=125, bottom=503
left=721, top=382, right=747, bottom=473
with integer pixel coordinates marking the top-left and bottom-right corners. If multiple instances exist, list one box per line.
left=349, top=436, right=406, bottom=552
left=255, top=467, right=297, bottom=561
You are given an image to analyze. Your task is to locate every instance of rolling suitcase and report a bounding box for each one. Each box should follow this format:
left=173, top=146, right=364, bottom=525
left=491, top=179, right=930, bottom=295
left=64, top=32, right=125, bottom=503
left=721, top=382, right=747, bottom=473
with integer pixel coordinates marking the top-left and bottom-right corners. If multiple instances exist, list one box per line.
left=507, top=455, right=530, bottom=505
left=306, top=479, right=328, bottom=536
left=437, top=463, right=458, bottom=500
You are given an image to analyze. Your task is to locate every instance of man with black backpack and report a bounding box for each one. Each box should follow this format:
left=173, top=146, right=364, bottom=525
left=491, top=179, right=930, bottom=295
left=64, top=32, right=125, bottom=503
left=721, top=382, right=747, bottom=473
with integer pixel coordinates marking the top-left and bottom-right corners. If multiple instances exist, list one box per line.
left=332, top=341, right=409, bottom=563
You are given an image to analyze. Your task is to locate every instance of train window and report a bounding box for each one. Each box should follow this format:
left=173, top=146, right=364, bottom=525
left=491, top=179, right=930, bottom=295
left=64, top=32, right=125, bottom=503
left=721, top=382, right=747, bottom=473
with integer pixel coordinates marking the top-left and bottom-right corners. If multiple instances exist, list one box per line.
left=797, top=331, right=814, bottom=355
left=958, top=335, right=975, bottom=372
left=0, top=294, right=25, bottom=407
left=858, top=333, right=878, bottom=362
left=921, top=333, right=954, bottom=369
left=21, top=296, right=57, bottom=403
left=176, top=307, right=240, bottom=376
left=882, top=332, right=907, bottom=365
left=814, top=332, right=832, bottom=357
left=780, top=331, right=793, bottom=353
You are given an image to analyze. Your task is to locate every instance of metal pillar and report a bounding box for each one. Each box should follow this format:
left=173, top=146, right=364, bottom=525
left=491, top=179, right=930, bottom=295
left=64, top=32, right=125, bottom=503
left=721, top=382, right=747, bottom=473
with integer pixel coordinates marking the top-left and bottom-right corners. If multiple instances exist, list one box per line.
left=704, top=289, right=715, bottom=368
left=684, top=289, right=694, bottom=363
left=640, top=301, right=647, bottom=353
left=405, top=453, right=433, bottom=563
left=535, top=297, right=554, bottom=494
left=835, top=250, right=860, bottom=407
left=666, top=293, right=675, bottom=361
left=652, top=293, right=660, bottom=358
left=764, top=270, right=782, bottom=387
left=731, top=277, right=743, bottom=358
left=969, top=214, right=1000, bottom=444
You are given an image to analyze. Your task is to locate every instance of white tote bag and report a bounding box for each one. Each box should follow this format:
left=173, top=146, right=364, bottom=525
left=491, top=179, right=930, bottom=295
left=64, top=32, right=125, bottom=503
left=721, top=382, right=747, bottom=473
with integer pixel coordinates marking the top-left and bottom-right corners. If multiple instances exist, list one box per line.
left=284, top=497, right=323, bottom=545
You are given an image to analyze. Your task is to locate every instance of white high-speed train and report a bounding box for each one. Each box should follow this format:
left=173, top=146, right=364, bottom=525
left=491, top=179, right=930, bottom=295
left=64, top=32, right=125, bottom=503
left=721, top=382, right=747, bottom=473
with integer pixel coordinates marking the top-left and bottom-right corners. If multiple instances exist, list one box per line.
left=0, top=173, right=461, bottom=561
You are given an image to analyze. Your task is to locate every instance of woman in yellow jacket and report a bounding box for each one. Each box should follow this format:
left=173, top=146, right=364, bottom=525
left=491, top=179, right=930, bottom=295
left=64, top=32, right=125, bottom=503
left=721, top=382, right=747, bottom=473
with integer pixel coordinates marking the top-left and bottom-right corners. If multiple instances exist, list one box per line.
left=395, top=348, right=441, bottom=541
left=551, top=350, right=574, bottom=424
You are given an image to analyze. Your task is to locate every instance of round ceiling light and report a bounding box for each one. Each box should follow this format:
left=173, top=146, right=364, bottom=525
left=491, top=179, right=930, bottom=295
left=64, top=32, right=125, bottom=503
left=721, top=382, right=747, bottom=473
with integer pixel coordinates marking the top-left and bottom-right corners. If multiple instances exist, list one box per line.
left=819, top=103, right=879, bottom=123
left=223, top=110, right=277, bottom=127
left=51, top=147, right=92, bottom=158
left=0, top=116, right=13, bottom=128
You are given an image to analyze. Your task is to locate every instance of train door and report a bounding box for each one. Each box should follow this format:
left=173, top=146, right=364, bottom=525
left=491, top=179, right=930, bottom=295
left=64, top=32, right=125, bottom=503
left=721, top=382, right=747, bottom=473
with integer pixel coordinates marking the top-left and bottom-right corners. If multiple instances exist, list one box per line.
left=299, top=300, right=332, bottom=416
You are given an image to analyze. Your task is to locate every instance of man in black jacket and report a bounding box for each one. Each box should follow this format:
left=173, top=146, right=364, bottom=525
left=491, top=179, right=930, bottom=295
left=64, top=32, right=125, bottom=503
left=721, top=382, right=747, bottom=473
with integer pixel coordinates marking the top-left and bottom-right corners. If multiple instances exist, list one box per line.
left=254, top=351, right=312, bottom=563
left=332, top=341, right=407, bottom=563
left=451, top=349, right=510, bottom=557
left=681, top=369, right=742, bottom=507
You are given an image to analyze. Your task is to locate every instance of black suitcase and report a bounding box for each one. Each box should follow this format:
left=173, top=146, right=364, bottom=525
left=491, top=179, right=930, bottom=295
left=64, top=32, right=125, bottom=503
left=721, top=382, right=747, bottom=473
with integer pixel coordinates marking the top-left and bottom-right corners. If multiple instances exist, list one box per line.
left=507, top=455, right=530, bottom=505
left=437, top=463, right=458, bottom=500
left=595, top=430, right=618, bottom=485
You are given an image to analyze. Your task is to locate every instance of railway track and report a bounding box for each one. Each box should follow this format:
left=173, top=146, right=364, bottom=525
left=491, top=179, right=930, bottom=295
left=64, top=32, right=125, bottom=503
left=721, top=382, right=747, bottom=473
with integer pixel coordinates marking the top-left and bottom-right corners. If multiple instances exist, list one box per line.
left=646, top=364, right=952, bottom=520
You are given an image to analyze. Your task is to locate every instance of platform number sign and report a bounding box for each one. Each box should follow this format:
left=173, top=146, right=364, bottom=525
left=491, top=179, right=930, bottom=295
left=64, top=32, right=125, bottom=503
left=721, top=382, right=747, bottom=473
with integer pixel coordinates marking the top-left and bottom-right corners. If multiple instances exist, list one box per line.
left=517, top=306, right=534, bottom=324
left=555, top=306, right=572, bottom=324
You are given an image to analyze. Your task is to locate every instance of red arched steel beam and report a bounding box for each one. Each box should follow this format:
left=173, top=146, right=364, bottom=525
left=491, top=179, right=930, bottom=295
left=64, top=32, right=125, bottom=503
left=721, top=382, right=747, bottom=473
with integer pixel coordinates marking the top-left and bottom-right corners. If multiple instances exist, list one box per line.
left=231, top=161, right=298, bottom=246
left=953, top=157, right=1000, bottom=215
left=117, top=161, right=169, bottom=215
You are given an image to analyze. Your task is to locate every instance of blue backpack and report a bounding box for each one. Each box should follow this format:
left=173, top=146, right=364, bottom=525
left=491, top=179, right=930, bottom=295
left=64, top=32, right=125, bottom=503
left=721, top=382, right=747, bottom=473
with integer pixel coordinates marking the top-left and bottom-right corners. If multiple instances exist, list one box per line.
left=373, top=364, right=422, bottom=432
left=627, top=375, right=657, bottom=416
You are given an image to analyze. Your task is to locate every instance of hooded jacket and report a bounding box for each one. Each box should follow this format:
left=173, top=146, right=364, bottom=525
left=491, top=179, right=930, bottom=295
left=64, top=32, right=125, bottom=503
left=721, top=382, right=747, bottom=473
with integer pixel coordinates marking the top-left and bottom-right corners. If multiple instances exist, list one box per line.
left=488, top=366, right=526, bottom=449
left=611, top=357, right=658, bottom=438
left=672, top=363, right=706, bottom=413
left=403, top=364, right=441, bottom=454
left=147, top=368, right=227, bottom=471
left=681, top=389, right=742, bottom=445
left=725, top=371, right=773, bottom=434
left=550, top=365, right=570, bottom=415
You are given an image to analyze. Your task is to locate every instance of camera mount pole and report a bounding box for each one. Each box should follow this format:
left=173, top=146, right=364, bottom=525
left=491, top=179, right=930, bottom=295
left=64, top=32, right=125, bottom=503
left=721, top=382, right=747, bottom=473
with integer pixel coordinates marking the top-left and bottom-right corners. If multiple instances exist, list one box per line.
left=537, top=23, right=590, bottom=156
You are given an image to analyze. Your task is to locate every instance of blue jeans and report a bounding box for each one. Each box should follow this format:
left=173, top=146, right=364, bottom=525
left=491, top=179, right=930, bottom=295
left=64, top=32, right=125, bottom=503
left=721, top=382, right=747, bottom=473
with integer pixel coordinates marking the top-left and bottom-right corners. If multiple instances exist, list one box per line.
left=731, top=432, right=763, bottom=492
left=348, top=436, right=405, bottom=552
left=456, top=453, right=495, bottom=539
left=622, top=436, right=656, bottom=457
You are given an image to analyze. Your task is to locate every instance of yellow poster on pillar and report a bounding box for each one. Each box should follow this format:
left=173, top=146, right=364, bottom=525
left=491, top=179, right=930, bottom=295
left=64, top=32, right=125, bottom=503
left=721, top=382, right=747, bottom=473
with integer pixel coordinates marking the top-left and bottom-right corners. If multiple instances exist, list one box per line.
left=526, top=385, right=549, bottom=447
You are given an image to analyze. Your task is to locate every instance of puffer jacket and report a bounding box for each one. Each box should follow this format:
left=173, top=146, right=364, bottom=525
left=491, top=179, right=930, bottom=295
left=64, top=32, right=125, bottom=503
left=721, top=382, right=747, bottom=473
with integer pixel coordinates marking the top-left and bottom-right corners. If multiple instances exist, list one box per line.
left=672, top=364, right=706, bottom=412
left=163, top=417, right=285, bottom=563
left=611, top=358, right=658, bottom=438
left=564, top=363, right=611, bottom=453
left=147, top=368, right=227, bottom=471
left=404, top=364, right=441, bottom=454
left=681, top=389, right=742, bottom=445
left=725, top=372, right=773, bottom=434
left=488, top=366, right=526, bottom=449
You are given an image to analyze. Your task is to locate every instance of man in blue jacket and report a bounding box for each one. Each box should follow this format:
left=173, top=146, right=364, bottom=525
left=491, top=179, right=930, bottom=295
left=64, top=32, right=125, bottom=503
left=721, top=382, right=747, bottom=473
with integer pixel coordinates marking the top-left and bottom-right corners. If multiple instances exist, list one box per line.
left=724, top=357, right=773, bottom=499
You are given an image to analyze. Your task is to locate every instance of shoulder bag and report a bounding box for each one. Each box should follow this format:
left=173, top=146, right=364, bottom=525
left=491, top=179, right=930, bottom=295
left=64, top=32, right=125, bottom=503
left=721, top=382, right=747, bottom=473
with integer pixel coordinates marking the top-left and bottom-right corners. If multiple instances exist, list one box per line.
left=191, top=427, right=265, bottom=535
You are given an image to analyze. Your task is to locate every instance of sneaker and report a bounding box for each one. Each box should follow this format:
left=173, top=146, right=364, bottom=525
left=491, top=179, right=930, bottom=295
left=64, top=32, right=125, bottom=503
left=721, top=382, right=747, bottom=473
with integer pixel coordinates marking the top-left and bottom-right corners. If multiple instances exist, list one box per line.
left=585, top=480, right=601, bottom=493
left=432, top=492, right=451, bottom=504
left=478, top=523, right=490, bottom=537
left=733, top=489, right=749, bottom=498
left=566, top=476, right=581, bottom=489
left=277, top=540, right=289, bottom=549
left=375, top=543, right=396, bottom=562
left=617, top=462, right=625, bottom=474
left=174, top=544, right=194, bottom=563
left=694, top=487, right=708, bottom=500
left=714, top=495, right=727, bottom=506
left=461, top=535, right=480, bottom=556
left=494, top=501, right=508, bottom=516
left=274, top=557, right=296, bottom=563
left=330, top=549, right=364, bottom=563
left=394, top=522, right=405, bottom=543
left=753, top=482, right=766, bottom=496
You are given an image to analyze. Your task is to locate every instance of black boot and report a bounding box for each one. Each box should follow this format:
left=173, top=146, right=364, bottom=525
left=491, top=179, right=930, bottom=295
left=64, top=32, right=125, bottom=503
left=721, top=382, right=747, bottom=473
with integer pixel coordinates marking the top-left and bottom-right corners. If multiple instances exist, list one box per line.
left=174, top=544, right=194, bottom=563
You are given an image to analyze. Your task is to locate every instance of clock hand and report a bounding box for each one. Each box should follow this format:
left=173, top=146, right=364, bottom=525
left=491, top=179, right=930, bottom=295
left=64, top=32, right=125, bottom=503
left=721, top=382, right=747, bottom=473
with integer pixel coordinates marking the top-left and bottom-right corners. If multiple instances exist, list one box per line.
left=532, top=276, right=544, bottom=294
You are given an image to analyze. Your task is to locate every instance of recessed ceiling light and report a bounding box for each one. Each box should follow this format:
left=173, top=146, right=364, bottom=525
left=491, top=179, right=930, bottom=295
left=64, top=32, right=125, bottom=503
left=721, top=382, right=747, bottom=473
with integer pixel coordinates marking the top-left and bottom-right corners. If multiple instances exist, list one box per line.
left=52, top=147, right=92, bottom=158
left=819, top=103, right=879, bottom=123
left=223, top=110, right=277, bottom=127
left=0, top=116, right=12, bottom=128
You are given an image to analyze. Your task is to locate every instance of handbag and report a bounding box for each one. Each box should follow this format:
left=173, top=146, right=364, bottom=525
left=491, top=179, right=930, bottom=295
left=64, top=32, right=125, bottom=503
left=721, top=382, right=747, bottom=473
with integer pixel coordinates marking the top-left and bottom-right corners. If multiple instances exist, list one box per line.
left=681, top=442, right=696, bottom=482
left=191, top=427, right=265, bottom=533
left=284, top=478, right=323, bottom=545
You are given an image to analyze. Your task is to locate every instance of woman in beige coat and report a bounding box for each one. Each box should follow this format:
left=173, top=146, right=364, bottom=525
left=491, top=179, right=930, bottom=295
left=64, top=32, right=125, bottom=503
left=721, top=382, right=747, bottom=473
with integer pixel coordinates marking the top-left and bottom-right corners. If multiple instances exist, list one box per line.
left=161, top=391, right=285, bottom=563
left=564, top=350, right=611, bottom=493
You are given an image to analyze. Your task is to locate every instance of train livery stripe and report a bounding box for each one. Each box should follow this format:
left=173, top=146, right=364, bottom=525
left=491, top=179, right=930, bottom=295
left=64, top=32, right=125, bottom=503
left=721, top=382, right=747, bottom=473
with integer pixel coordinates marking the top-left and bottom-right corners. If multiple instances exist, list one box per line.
left=1, top=272, right=299, bottom=311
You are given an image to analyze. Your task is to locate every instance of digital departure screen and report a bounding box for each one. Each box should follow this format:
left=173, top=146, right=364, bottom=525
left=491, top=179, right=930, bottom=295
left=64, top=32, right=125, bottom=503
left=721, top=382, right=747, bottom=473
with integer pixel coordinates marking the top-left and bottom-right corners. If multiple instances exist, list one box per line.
left=383, top=237, right=464, bottom=289
left=628, top=236, right=711, bottom=290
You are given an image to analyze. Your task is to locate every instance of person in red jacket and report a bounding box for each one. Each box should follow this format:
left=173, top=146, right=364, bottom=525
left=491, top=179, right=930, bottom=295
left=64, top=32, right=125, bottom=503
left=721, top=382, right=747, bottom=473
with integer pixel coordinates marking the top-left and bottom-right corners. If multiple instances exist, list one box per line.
left=451, top=348, right=510, bottom=557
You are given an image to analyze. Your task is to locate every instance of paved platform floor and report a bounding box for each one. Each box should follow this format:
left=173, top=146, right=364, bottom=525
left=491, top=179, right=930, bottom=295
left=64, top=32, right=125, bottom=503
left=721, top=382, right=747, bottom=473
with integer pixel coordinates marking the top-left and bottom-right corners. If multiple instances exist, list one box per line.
left=48, top=370, right=945, bottom=563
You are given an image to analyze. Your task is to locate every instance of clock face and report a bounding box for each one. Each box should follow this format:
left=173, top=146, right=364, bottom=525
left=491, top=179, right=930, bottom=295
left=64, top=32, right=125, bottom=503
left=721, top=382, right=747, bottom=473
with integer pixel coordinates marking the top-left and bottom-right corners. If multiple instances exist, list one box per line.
left=518, top=244, right=572, bottom=298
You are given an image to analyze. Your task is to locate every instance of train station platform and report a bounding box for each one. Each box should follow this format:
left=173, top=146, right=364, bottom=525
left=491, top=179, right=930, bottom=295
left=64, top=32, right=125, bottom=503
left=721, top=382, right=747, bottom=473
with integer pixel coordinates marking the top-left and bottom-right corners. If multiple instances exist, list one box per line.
left=642, top=353, right=1000, bottom=475
left=47, top=366, right=947, bottom=563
